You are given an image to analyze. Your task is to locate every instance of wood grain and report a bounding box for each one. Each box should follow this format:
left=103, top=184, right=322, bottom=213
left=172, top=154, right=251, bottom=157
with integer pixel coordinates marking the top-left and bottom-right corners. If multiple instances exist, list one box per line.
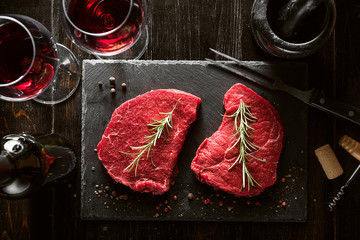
left=0, top=1, right=54, bottom=239
left=332, top=1, right=360, bottom=240
left=1, top=0, right=360, bottom=239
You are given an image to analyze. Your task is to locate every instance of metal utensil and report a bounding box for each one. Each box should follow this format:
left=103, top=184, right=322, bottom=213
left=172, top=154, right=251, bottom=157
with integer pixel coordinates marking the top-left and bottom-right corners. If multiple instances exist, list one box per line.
left=328, top=163, right=360, bottom=211
left=206, top=48, right=360, bottom=126
left=329, top=135, right=360, bottom=211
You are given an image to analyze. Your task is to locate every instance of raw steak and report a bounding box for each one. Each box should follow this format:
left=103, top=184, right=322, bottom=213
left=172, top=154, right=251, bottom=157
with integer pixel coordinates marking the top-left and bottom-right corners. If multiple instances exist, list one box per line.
left=191, top=83, right=284, bottom=197
left=97, top=89, right=201, bottom=195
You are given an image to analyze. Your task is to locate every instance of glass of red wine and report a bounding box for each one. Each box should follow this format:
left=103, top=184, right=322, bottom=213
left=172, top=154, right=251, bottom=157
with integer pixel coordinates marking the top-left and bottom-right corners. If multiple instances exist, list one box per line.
left=62, top=0, right=148, bottom=59
left=0, top=14, right=80, bottom=104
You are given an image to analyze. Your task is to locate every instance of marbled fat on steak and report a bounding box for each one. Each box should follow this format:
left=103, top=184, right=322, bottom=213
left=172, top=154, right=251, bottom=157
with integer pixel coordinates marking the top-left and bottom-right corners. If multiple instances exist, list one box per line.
left=97, top=89, right=201, bottom=195
left=191, top=83, right=284, bottom=197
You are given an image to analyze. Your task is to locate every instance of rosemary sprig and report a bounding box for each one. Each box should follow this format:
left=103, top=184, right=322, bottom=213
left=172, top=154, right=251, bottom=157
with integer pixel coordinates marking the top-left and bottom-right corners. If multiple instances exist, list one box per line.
left=119, top=99, right=181, bottom=176
left=225, top=99, right=266, bottom=191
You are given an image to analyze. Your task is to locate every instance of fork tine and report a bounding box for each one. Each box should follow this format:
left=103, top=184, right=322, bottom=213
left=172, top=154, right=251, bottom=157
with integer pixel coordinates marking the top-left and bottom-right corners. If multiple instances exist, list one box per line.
left=209, top=48, right=242, bottom=65
left=204, top=58, right=258, bottom=85
left=210, top=48, right=277, bottom=80
left=205, top=51, right=277, bottom=90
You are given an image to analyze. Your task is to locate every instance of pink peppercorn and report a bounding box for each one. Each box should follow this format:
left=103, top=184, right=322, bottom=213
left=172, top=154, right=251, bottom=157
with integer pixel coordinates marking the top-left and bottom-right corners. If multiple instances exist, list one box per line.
left=204, top=198, right=210, bottom=205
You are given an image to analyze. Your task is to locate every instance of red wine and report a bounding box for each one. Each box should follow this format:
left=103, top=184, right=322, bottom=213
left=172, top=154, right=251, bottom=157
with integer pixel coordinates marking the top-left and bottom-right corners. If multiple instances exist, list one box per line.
left=67, top=0, right=144, bottom=53
left=0, top=20, right=57, bottom=99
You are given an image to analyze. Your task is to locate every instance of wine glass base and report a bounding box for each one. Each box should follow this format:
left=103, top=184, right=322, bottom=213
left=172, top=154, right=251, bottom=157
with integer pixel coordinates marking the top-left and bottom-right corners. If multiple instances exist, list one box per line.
left=34, top=44, right=81, bottom=104
left=94, top=25, right=149, bottom=60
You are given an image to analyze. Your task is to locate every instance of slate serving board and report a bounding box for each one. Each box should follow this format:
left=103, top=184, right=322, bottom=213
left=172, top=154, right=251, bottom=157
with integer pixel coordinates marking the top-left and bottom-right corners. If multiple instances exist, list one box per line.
left=81, top=60, right=308, bottom=222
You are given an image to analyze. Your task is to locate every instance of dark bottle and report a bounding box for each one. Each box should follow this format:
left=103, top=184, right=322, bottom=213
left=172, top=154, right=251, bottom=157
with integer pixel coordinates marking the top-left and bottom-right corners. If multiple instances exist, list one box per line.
left=0, top=133, right=76, bottom=199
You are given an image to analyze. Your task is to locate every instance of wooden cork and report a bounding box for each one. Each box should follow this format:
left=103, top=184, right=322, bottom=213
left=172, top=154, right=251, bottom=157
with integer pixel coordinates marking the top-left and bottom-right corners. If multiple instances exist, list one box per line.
left=339, top=135, right=360, bottom=162
left=315, top=144, right=343, bottom=179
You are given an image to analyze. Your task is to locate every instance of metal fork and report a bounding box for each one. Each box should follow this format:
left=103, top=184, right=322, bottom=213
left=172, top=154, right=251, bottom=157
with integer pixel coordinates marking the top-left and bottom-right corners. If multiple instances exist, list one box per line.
left=206, top=48, right=360, bottom=126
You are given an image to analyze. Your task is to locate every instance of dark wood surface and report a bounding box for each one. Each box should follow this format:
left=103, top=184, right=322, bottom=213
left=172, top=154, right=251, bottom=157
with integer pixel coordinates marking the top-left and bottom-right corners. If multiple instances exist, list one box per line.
left=1, top=0, right=360, bottom=239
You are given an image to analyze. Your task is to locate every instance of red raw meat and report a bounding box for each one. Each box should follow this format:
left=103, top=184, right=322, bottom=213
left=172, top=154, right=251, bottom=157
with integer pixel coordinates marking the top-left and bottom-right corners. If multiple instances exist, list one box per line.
left=191, top=83, right=284, bottom=197
left=97, top=89, right=201, bottom=195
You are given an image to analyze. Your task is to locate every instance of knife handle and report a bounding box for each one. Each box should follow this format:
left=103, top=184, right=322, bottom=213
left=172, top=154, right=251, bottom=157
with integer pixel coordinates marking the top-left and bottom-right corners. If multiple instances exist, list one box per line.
left=309, top=90, right=360, bottom=126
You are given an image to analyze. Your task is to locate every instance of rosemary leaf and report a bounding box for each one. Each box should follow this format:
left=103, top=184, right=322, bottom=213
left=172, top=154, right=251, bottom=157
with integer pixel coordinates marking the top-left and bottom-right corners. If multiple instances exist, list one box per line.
left=225, top=99, right=266, bottom=191
left=119, top=98, right=181, bottom=176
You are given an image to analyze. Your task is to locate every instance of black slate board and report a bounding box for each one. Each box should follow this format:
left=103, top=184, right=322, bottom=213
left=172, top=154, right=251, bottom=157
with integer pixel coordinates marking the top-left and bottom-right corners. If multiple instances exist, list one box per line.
left=81, top=60, right=308, bottom=222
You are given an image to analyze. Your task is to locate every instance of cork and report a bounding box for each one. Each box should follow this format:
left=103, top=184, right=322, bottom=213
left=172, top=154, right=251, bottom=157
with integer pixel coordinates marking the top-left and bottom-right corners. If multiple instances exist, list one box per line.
left=339, top=135, right=360, bottom=162
left=315, top=144, right=343, bottom=179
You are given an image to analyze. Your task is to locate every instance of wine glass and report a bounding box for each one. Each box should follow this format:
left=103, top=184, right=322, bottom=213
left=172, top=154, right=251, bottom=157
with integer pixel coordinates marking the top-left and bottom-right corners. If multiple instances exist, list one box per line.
left=0, top=14, right=80, bottom=104
left=61, top=0, right=148, bottom=59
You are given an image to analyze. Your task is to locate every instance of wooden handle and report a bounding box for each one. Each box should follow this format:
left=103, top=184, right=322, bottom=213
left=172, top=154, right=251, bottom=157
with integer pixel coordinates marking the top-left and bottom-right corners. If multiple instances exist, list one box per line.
left=315, top=144, right=343, bottom=179
left=339, top=135, right=360, bottom=162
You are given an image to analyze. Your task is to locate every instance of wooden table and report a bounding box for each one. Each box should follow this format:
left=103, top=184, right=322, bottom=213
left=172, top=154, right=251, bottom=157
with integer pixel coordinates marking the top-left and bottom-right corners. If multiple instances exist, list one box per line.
left=1, top=0, right=360, bottom=239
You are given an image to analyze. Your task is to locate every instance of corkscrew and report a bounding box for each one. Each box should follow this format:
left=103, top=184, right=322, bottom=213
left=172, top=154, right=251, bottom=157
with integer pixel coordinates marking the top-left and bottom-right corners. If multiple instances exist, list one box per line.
left=329, top=163, right=360, bottom=211
left=329, top=135, right=360, bottom=211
